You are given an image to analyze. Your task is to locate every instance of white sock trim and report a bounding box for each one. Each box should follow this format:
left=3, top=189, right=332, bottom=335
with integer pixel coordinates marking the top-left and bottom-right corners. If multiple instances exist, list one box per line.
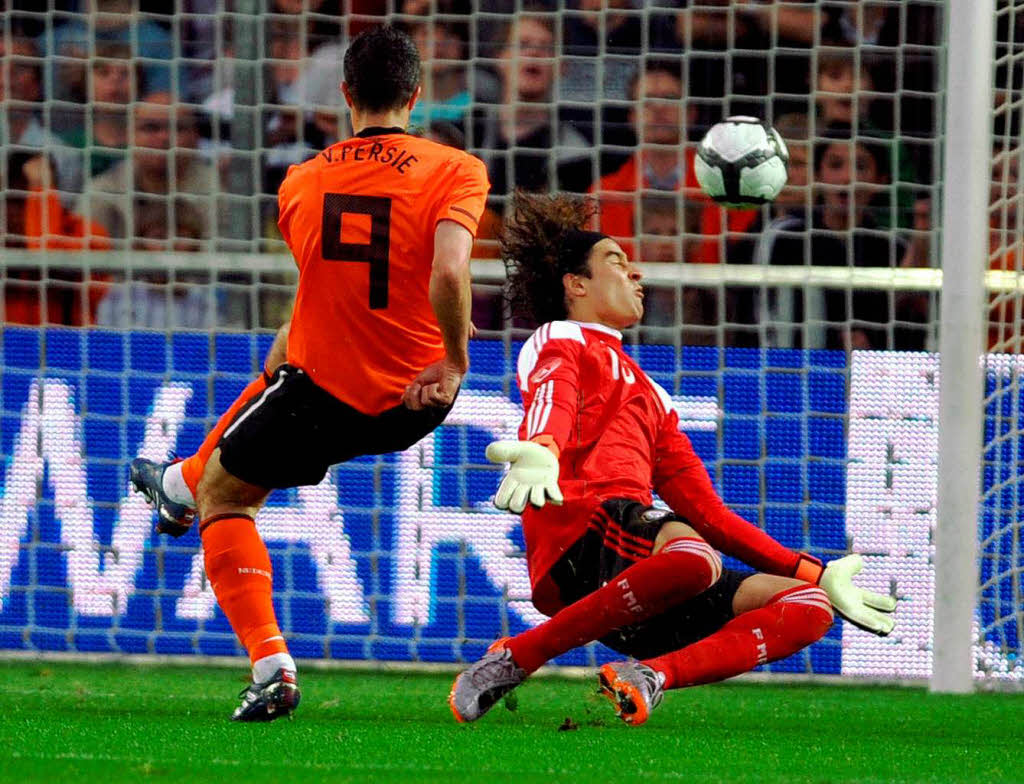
left=252, top=652, right=297, bottom=683
left=162, top=461, right=196, bottom=506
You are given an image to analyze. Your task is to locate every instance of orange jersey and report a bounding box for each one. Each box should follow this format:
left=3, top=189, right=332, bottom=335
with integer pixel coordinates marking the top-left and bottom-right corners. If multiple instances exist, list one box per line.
left=279, top=129, right=490, bottom=414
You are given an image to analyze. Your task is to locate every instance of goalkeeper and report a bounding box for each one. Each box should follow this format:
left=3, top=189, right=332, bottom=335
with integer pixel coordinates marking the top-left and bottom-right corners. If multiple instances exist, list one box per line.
left=449, top=191, right=897, bottom=726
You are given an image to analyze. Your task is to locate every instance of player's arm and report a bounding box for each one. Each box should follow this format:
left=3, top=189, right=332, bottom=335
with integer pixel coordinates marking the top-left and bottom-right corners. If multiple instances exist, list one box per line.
left=652, top=414, right=806, bottom=577
left=430, top=219, right=473, bottom=373
left=652, top=414, right=897, bottom=635
left=403, top=219, right=473, bottom=410
left=487, top=337, right=584, bottom=512
left=406, top=154, right=491, bottom=410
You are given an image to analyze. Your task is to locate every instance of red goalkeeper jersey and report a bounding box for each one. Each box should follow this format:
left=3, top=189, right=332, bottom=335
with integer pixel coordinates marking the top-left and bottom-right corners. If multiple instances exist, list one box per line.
left=516, top=320, right=803, bottom=615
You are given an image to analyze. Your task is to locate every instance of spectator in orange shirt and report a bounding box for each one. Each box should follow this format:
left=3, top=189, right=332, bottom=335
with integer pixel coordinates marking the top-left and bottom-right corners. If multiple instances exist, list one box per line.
left=4, top=153, right=110, bottom=326
left=589, top=58, right=758, bottom=265
left=635, top=194, right=717, bottom=346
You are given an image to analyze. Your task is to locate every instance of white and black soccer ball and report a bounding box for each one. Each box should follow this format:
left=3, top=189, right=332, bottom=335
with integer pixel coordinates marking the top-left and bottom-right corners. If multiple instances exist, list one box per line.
left=694, top=116, right=789, bottom=209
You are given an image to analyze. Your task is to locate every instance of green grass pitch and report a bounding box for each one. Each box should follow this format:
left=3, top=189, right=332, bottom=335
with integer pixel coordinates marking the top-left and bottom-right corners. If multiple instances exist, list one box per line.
left=1, top=661, right=1022, bottom=783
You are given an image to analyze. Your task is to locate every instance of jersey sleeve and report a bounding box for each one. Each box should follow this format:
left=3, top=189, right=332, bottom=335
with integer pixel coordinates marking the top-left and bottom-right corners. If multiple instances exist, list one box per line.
left=516, top=327, right=586, bottom=454
left=652, top=410, right=801, bottom=577
left=435, top=154, right=490, bottom=236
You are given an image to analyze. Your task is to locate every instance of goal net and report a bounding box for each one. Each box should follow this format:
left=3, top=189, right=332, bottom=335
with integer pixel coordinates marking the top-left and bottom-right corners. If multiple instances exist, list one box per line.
left=977, top=0, right=1024, bottom=684
left=0, top=1, right=1012, bottom=686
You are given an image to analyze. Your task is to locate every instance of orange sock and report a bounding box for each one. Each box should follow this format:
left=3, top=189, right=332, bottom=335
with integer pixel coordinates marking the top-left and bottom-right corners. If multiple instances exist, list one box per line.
left=181, top=373, right=270, bottom=497
left=200, top=513, right=290, bottom=664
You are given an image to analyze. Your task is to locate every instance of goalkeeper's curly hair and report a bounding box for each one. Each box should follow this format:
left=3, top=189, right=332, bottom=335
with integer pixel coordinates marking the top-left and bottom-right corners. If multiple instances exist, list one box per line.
left=499, top=190, right=599, bottom=324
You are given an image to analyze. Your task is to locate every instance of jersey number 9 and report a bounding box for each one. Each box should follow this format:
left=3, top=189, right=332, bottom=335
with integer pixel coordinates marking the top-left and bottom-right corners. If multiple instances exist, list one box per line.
left=321, top=193, right=392, bottom=309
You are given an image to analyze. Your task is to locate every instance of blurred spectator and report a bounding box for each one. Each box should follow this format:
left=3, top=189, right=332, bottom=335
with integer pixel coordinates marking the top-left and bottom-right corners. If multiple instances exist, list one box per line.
left=46, top=0, right=173, bottom=99
left=4, top=152, right=109, bottom=326
left=814, top=47, right=921, bottom=227
left=760, top=125, right=927, bottom=350
left=408, top=17, right=473, bottom=131
left=93, top=200, right=249, bottom=329
left=559, top=0, right=680, bottom=164
left=590, top=59, right=756, bottom=264
left=272, top=0, right=344, bottom=51
left=561, top=0, right=680, bottom=104
left=677, top=0, right=816, bottom=121
left=815, top=48, right=876, bottom=130
left=77, top=92, right=216, bottom=246
left=56, top=42, right=134, bottom=180
left=735, top=113, right=812, bottom=346
left=821, top=3, right=893, bottom=46
left=1, top=36, right=83, bottom=197
left=638, top=193, right=685, bottom=265
left=180, top=0, right=219, bottom=104
left=470, top=13, right=592, bottom=204
left=988, top=146, right=1022, bottom=351
left=635, top=194, right=717, bottom=346
left=13, top=154, right=110, bottom=251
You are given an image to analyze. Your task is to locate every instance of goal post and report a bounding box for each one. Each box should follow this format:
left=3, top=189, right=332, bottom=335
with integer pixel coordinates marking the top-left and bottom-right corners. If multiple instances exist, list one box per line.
left=932, top=0, right=995, bottom=694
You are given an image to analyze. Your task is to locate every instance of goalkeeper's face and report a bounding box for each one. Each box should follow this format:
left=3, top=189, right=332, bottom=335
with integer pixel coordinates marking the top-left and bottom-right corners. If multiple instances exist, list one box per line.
left=565, top=239, right=644, bottom=330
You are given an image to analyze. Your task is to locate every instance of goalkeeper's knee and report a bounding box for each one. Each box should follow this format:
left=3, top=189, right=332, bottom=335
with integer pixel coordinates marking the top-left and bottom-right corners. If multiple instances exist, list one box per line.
left=773, top=585, right=834, bottom=648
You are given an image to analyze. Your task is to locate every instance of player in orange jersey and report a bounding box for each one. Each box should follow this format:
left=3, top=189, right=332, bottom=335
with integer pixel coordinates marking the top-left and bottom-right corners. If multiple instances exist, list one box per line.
left=130, top=26, right=489, bottom=721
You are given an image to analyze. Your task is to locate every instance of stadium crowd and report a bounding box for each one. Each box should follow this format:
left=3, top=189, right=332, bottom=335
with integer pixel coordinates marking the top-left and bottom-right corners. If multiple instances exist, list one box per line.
left=0, top=1, right=970, bottom=350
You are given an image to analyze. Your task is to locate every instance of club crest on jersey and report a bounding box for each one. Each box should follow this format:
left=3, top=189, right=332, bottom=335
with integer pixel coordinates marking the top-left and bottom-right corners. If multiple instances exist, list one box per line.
left=530, top=359, right=562, bottom=386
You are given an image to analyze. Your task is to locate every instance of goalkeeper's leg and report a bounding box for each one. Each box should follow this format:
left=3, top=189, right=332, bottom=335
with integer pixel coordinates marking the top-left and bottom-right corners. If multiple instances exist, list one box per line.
left=506, top=522, right=722, bottom=674
left=599, top=574, right=833, bottom=725
left=641, top=576, right=834, bottom=689
left=450, top=514, right=724, bottom=722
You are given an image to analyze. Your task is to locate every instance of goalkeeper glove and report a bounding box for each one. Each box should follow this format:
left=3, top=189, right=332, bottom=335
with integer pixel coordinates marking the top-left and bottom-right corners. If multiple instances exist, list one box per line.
left=485, top=440, right=563, bottom=513
left=812, top=553, right=897, bottom=636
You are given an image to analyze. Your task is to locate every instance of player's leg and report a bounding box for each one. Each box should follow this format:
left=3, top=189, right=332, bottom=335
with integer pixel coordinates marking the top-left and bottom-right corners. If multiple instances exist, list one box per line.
left=449, top=503, right=723, bottom=722
left=195, top=447, right=299, bottom=722
left=503, top=517, right=720, bottom=672
left=599, top=572, right=834, bottom=725
left=191, top=362, right=332, bottom=722
left=641, top=573, right=833, bottom=688
left=131, top=322, right=290, bottom=534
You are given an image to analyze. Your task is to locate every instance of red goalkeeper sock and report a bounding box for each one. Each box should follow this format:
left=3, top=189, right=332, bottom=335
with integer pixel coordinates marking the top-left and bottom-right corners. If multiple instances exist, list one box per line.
left=507, top=538, right=722, bottom=674
left=200, top=513, right=290, bottom=665
left=644, top=583, right=834, bottom=689
left=181, top=373, right=270, bottom=497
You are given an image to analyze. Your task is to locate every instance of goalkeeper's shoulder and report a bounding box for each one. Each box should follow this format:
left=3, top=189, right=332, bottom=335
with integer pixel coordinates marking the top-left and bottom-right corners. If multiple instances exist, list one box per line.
left=516, top=321, right=589, bottom=389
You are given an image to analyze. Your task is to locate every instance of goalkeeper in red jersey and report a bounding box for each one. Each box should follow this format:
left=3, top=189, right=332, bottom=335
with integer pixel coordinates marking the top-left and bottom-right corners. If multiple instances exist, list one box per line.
left=449, top=191, right=897, bottom=726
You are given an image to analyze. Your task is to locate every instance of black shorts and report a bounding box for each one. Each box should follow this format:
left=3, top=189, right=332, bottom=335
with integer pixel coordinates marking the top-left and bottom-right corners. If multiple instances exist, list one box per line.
left=548, top=498, right=754, bottom=660
left=218, top=364, right=454, bottom=489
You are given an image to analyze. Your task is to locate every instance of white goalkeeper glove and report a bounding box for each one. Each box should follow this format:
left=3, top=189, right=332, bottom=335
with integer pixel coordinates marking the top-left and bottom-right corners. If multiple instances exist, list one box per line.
left=485, top=440, right=563, bottom=513
left=819, top=554, right=898, bottom=636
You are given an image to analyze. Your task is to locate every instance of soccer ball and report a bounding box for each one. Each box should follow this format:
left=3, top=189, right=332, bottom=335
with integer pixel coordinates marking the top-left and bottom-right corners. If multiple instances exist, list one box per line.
left=694, top=116, right=789, bottom=208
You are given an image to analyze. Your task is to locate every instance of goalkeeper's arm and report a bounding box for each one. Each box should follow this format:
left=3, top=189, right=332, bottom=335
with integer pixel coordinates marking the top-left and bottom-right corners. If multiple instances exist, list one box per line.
left=653, top=416, right=896, bottom=635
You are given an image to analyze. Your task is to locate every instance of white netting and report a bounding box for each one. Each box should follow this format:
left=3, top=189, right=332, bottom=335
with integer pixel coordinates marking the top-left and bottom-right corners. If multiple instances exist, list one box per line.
left=1, top=2, right=944, bottom=347
left=978, top=0, right=1024, bottom=684
left=2, top=2, right=1008, bottom=684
